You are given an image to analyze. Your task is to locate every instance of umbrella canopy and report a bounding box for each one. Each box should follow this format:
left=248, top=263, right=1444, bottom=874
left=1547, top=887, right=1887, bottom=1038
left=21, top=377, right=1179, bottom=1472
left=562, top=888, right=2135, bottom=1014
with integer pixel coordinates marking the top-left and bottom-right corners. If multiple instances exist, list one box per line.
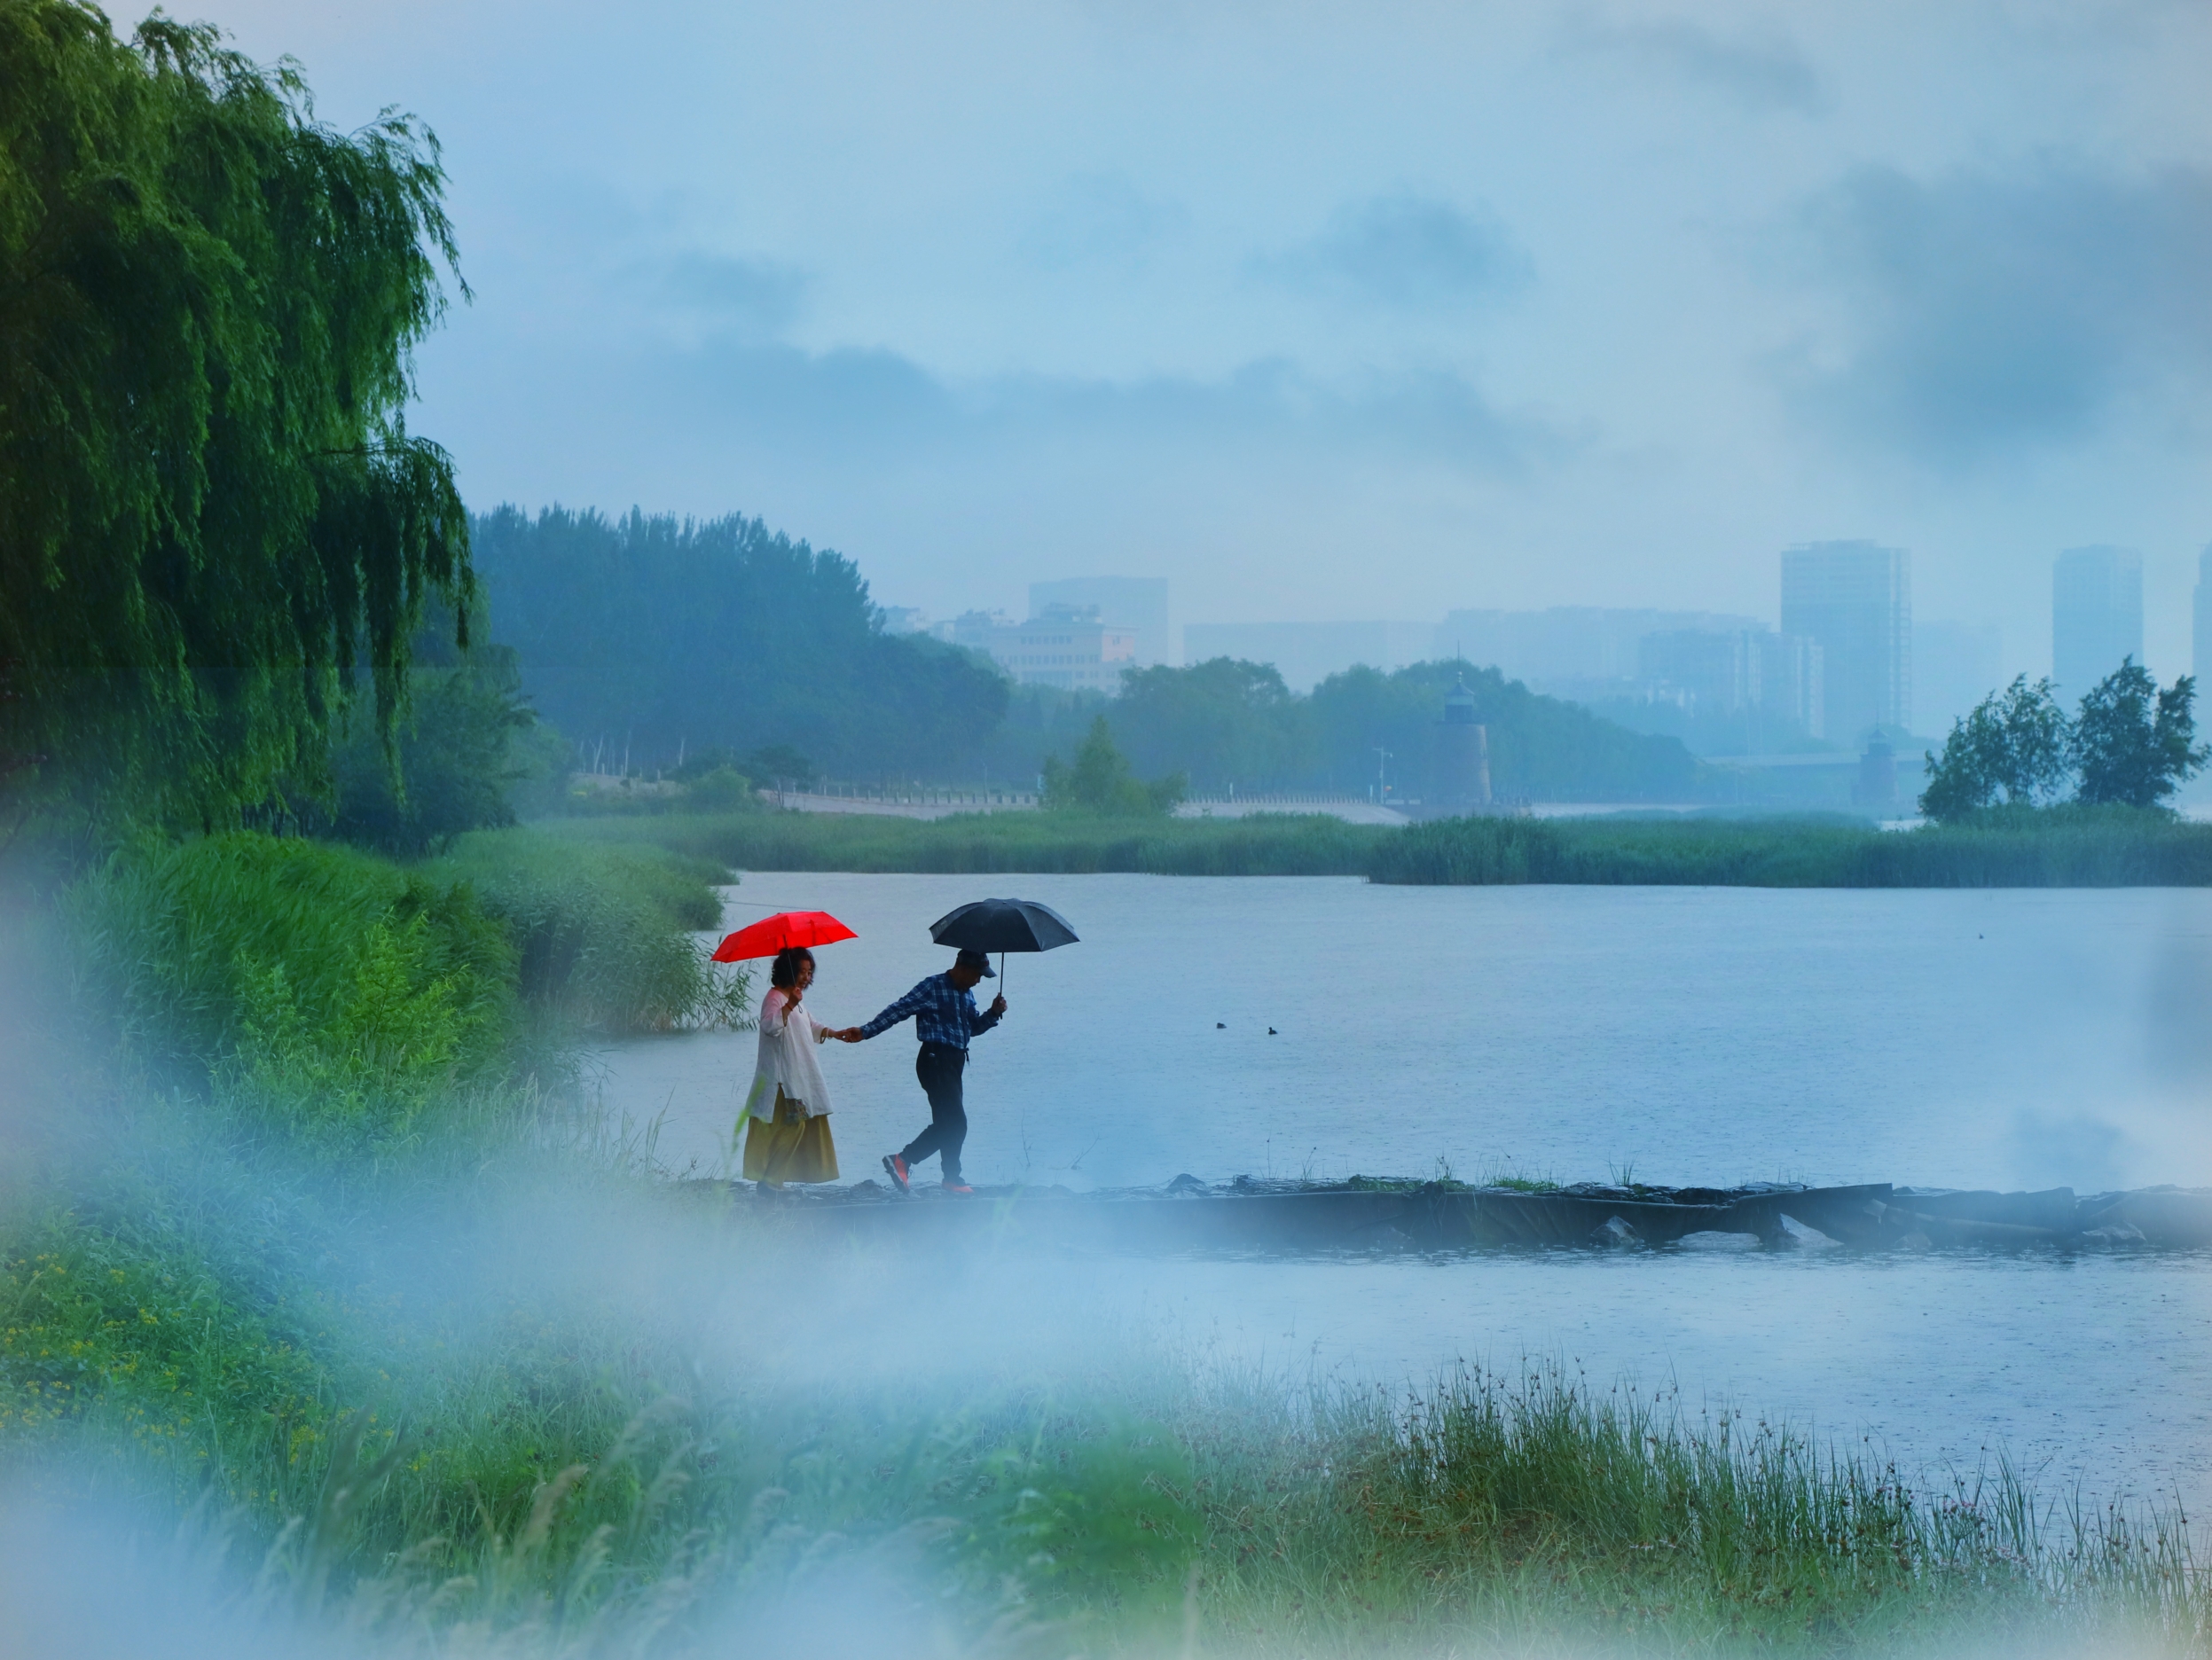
left=711, top=910, right=858, bottom=962
left=928, top=897, right=1079, bottom=954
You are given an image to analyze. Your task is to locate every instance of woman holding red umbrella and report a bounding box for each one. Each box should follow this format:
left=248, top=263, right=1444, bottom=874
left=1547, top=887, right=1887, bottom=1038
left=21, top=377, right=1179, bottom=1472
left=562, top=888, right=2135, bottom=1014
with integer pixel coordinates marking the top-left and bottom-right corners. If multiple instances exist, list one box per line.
left=738, top=945, right=842, bottom=1186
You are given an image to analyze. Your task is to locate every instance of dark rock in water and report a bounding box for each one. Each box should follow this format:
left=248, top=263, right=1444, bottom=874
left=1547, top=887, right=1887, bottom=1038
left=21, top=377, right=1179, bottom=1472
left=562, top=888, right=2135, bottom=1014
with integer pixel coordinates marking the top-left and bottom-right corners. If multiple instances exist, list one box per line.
left=691, top=1172, right=2212, bottom=1257
left=1890, top=1187, right=2076, bottom=1233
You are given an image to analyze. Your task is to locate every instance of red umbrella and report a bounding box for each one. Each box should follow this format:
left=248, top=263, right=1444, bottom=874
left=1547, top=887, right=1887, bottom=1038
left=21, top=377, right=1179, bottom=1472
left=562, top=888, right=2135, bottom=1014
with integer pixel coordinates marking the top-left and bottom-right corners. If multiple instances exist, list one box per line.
left=710, top=910, right=858, bottom=962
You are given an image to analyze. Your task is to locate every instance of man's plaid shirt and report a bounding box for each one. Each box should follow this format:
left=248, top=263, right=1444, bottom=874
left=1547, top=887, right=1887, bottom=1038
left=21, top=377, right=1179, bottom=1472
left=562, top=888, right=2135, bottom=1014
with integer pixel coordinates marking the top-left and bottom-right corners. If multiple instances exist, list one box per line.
left=855, top=973, right=1003, bottom=1051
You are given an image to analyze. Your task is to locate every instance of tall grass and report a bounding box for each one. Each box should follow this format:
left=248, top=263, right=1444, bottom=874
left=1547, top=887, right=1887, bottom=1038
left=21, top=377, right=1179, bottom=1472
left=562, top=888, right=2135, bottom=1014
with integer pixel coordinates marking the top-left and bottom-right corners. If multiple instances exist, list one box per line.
left=541, top=803, right=2212, bottom=887
left=543, top=808, right=1388, bottom=875
left=423, top=828, right=746, bottom=1032
left=61, top=834, right=520, bottom=1149
left=1370, top=805, right=2212, bottom=887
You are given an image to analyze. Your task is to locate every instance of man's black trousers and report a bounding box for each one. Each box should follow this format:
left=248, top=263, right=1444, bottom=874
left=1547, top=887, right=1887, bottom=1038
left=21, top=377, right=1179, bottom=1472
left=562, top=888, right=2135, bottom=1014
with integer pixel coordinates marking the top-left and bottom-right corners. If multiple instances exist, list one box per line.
left=902, top=1041, right=968, bottom=1184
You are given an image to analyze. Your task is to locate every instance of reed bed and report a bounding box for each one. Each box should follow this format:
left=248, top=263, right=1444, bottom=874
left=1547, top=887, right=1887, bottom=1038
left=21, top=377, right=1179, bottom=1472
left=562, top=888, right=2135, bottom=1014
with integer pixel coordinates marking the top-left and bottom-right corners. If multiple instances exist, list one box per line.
left=1371, top=807, right=2212, bottom=887
left=541, top=807, right=1386, bottom=876
left=540, top=803, right=2212, bottom=887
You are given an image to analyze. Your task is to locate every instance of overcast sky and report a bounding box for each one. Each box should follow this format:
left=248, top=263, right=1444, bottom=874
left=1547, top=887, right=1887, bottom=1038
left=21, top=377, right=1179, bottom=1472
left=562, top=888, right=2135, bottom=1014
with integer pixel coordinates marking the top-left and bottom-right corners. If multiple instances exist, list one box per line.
left=216, top=0, right=2211, bottom=675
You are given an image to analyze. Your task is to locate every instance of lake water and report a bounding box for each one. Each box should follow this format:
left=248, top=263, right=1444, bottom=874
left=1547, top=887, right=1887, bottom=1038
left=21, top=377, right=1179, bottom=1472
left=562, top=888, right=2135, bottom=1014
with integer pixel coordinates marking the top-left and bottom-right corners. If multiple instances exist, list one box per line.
left=597, top=873, right=2212, bottom=1507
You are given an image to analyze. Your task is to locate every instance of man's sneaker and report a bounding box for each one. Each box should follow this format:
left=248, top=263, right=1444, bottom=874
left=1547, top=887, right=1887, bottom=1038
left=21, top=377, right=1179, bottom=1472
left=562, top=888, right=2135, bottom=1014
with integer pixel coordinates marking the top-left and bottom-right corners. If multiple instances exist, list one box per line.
left=882, top=1154, right=911, bottom=1193
left=941, top=1181, right=975, bottom=1194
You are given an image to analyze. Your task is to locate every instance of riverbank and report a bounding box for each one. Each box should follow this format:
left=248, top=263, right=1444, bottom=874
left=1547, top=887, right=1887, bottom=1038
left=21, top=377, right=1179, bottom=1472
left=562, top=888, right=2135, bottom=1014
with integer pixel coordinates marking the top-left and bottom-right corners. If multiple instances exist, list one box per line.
left=540, top=802, right=2212, bottom=886
left=7, top=830, right=2211, bottom=1655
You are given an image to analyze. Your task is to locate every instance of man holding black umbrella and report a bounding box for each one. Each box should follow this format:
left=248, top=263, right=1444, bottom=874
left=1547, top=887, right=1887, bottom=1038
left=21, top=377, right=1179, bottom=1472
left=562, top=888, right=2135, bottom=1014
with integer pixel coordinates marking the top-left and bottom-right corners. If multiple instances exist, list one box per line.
left=836, top=948, right=1006, bottom=1194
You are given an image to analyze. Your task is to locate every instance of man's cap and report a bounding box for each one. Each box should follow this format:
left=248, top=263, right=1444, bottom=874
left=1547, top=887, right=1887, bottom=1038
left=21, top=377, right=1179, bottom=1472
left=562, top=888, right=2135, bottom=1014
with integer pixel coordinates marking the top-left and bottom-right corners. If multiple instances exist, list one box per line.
left=953, top=947, right=997, bottom=977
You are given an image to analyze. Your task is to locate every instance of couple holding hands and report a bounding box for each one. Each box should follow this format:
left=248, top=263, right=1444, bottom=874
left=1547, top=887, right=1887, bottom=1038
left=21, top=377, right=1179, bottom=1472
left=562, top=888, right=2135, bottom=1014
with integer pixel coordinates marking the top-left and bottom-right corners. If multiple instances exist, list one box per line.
left=740, top=944, right=1007, bottom=1194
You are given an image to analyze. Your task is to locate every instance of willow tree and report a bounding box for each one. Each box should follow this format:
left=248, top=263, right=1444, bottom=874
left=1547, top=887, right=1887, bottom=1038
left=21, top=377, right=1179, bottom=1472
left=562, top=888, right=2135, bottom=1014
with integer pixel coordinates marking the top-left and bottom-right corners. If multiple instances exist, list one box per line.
left=0, top=1, right=470, bottom=829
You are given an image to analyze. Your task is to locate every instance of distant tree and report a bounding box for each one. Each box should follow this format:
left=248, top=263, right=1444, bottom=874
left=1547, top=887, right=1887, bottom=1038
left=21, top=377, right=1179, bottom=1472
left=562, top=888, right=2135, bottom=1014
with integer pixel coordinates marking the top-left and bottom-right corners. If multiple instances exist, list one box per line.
left=1039, top=717, right=1185, bottom=816
left=1918, top=676, right=2072, bottom=821
left=2072, top=661, right=2207, bottom=810
left=311, top=656, right=537, bottom=856
left=1, top=5, right=469, bottom=828
left=1308, top=662, right=1699, bottom=803
left=1112, top=658, right=1312, bottom=792
left=471, top=507, right=1007, bottom=779
left=743, top=743, right=817, bottom=788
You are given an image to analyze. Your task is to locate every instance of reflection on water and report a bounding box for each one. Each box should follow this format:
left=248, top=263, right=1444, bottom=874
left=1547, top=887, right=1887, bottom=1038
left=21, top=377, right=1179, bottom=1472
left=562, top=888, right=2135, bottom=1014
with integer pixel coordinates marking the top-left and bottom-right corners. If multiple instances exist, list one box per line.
left=597, top=873, right=2212, bottom=1506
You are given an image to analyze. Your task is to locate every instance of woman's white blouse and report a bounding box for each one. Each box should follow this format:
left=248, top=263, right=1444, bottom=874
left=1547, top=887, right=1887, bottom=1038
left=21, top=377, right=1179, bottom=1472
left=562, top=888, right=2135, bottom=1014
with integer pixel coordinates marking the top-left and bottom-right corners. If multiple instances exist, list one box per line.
left=746, top=986, right=834, bottom=1120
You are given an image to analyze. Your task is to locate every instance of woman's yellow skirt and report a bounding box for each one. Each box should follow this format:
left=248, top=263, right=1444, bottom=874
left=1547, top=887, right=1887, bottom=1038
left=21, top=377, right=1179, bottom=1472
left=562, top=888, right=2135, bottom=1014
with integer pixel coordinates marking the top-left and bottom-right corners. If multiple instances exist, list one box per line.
left=742, top=1087, right=838, bottom=1186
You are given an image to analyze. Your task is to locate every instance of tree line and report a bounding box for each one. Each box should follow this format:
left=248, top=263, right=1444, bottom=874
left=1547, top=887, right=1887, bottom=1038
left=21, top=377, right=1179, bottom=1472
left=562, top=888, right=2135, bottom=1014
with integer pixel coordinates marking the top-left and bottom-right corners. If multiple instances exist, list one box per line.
left=1919, top=662, right=2205, bottom=821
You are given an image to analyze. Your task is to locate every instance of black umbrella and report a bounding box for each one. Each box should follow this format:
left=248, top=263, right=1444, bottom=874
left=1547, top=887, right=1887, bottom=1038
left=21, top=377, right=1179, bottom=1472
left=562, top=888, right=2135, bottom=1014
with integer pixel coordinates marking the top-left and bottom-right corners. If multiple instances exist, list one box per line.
left=928, top=897, right=1079, bottom=986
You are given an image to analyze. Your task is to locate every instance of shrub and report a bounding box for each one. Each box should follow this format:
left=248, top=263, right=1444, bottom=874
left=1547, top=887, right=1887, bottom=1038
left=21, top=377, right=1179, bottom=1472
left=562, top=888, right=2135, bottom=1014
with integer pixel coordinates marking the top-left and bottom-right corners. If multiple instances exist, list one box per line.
left=424, top=830, right=748, bottom=1032
left=1040, top=717, right=1186, bottom=817
left=63, top=834, right=516, bottom=1147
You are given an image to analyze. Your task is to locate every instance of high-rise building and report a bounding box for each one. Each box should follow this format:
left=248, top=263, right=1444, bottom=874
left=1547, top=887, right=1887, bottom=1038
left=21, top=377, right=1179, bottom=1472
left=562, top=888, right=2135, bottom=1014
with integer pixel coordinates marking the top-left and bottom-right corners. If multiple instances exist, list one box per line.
left=1635, top=627, right=1824, bottom=740
left=1914, top=621, right=2003, bottom=733
left=1433, top=607, right=1761, bottom=696
left=1757, top=630, right=1825, bottom=740
left=2193, top=544, right=2211, bottom=686
left=2051, top=546, right=2144, bottom=694
left=1028, top=577, right=1173, bottom=666
left=1779, top=542, right=1911, bottom=739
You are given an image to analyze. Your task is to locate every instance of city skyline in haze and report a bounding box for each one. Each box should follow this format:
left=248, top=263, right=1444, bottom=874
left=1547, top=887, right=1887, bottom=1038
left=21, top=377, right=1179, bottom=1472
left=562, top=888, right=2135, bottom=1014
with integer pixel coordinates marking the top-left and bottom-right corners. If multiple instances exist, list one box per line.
left=210, top=0, right=2212, bottom=681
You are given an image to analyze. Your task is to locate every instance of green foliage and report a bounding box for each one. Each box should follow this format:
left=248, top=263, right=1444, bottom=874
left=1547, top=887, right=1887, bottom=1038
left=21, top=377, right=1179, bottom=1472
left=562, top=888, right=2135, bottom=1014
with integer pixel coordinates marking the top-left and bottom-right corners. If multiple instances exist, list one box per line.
left=1372, top=808, right=2212, bottom=887
left=1921, top=666, right=2206, bottom=820
left=471, top=505, right=1008, bottom=779
left=1102, top=657, right=1701, bottom=802
left=423, top=829, right=747, bottom=1033
left=742, top=742, right=815, bottom=787
left=1314, top=659, right=1704, bottom=802
left=544, top=807, right=1387, bottom=876
left=0, top=1204, right=328, bottom=1473
left=62, top=833, right=516, bottom=1145
left=0, top=4, right=469, bottom=827
left=1039, top=716, right=1185, bottom=816
left=308, top=654, right=541, bottom=856
left=1919, top=677, right=2072, bottom=821
left=2072, top=661, right=2207, bottom=810
left=1113, top=658, right=1309, bottom=791
left=682, top=764, right=754, bottom=810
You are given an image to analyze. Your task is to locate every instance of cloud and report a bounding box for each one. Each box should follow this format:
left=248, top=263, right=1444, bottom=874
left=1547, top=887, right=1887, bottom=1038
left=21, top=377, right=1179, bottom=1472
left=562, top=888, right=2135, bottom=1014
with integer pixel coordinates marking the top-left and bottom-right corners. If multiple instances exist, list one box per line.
left=1560, top=12, right=1825, bottom=114
left=1773, top=160, right=2212, bottom=466
left=652, top=251, right=813, bottom=338
left=1255, top=193, right=1531, bottom=312
left=1018, top=173, right=1187, bottom=272
left=646, top=338, right=1564, bottom=475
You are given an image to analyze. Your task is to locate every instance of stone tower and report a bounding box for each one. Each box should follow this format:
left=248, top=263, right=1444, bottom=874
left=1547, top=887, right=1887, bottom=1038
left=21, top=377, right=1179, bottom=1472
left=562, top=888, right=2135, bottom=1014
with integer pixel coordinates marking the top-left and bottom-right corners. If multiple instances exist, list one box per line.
left=1430, top=674, right=1492, bottom=813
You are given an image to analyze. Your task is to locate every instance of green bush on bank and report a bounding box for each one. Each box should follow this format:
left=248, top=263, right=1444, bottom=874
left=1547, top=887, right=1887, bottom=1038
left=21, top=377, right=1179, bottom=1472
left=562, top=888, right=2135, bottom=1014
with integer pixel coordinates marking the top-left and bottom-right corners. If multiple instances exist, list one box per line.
left=423, top=829, right=744, bottom=1032
left=58, top=829, right=743, bottom=1152
left=64, top=834, right=519, bottom=1149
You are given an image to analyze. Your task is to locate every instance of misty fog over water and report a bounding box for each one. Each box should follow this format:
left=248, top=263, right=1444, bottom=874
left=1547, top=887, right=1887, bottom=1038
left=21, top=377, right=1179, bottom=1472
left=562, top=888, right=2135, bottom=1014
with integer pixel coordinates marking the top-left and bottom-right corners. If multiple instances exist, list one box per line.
left=585, top=874, right=2212, bottom=1509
